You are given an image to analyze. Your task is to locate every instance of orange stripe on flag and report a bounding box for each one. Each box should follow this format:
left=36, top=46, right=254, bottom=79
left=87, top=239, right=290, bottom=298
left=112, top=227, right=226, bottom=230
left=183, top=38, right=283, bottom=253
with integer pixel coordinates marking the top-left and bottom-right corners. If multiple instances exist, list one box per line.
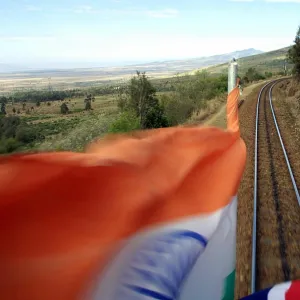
left=227, top=84, right=241, bottom=134
left=0, top=86, right=246, bottom=300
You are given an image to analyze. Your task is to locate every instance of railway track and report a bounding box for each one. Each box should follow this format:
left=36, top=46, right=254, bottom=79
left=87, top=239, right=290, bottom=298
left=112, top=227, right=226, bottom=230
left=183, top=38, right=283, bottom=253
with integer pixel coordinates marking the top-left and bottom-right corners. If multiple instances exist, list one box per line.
left=251, top=79, right=300, bottom=293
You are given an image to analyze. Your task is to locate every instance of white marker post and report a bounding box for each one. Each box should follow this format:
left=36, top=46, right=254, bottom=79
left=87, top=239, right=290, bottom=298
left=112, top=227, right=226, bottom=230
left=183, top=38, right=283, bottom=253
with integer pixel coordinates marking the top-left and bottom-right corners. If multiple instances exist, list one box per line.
left=228, top=59, right=238, bottom=94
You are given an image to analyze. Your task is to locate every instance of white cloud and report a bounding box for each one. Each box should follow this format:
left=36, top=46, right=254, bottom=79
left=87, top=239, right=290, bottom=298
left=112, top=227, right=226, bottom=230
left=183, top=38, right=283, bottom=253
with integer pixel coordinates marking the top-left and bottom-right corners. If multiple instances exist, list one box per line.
left=25, top=5, right=42, bottom=11
left=147, top=9, right=179, bottom=18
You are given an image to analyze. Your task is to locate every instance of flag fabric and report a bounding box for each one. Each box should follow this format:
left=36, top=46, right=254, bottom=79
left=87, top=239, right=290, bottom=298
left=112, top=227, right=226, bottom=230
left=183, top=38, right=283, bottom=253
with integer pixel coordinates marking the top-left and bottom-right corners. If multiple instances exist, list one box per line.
left=241, top=281, right=300, bottom=300
left=0, top=85, right=247, bottom=300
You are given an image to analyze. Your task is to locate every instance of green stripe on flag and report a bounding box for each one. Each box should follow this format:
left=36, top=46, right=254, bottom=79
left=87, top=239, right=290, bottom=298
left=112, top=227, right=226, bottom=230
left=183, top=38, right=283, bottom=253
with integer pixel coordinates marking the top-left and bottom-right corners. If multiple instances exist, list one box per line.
left=222, top=270, right=235, bottom=300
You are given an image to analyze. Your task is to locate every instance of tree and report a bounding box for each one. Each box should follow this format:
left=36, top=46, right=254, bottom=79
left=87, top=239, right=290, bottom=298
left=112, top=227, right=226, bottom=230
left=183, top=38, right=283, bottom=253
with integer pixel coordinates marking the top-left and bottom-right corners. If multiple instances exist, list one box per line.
left=60, top=103, right=69, bottom=114
left=0, top=96, right=8, bottom=104
left=85, top=101, right=92, bottom=110
left=22, top=101, right=26, bottom=111
left=117, top=86, right=129, bottom=112
left=288, top=26, right=300, bottom=81
left=1, top=102, right=6, bottom=115
left=84, top=94, right=92, bottom=110
left=36, top=101, right=41, bottom=107
left=0, top=116, right=21, bottom=138
left=121, top=71, right=168, bottom=129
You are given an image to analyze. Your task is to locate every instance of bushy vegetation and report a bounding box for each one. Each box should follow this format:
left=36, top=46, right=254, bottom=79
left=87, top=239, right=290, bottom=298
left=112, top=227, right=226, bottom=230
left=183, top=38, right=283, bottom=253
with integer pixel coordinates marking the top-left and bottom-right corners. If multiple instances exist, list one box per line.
left=160, top=71, right=227, bottom=125
left=0, top=115, right=44, bottom=153
left=0, top=113, right=84, bottom=153
left=0, top=90, right=82, bottom=105
left=84, top=94, right=93, bottom=111
left=60, top=103, right=69, bottom=114
left=113, top=71, right=228, bottom=130
left=38, top=114, right=113, bottom=152
left=243, top=68, right=266, bottom=83
left=288, top=26, right=300, bottom=81
left=1, top=102, right=6, bottom=115
left=113, top=72, right=169, bottom=132
left=108, top=111, right=140, bottom=133
left=0, top=86, right=123, bottom=106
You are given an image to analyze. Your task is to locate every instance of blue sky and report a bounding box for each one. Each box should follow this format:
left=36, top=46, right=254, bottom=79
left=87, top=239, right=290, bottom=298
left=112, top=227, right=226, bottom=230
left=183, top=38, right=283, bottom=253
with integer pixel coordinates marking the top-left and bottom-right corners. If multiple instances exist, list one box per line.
left=0, top=0, right=299, bottom=67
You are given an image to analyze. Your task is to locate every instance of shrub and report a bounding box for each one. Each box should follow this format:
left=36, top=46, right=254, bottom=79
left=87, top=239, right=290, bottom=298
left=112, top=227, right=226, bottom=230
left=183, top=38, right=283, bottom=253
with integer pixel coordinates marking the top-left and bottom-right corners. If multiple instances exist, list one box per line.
left=2, top=138, right=21, bottom=153
left=108, top=112, right=140, bottom=133
left=16, top=127, right=39, bottom=143
left=85, top=101, right=92, bottom=110
left=144, top=104, right=169, bottom=129
left=60, top=103, right=69, bottom=114
left=0, top=116, right=21, bottom=138
left=243, top=76, right=249, bottom=84
left=245, top=68, right=266, bottom=82
left=1, top=102, right=6, bottom=115
left=265, top=72, right=273, bottom=78
left=161, top=94, right=196, bottom=126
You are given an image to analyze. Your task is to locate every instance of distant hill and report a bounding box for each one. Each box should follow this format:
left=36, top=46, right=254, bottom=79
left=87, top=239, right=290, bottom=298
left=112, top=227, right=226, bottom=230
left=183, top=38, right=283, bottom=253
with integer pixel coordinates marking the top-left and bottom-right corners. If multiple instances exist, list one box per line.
left=122, top=48, right=263, bottom=73
left=0, top=48, right=263, bottom=76
left=204, top=46, right=291, bottom=75
left=2, top=47, right=291, bottom=93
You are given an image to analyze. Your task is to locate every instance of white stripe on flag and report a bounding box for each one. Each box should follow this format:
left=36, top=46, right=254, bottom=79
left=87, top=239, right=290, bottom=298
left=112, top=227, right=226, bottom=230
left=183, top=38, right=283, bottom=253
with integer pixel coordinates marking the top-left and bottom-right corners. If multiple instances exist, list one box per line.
left=268, top=282, right=291, bottom=300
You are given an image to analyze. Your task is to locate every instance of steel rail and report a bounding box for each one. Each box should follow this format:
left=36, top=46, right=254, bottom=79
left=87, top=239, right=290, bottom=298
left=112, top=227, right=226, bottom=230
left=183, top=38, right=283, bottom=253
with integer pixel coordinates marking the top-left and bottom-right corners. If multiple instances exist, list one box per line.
left=251, top=81, right=273, bottom=294
left=269, top=82, right=300, bottom=206
left=251, top=78, right=299, bottom=293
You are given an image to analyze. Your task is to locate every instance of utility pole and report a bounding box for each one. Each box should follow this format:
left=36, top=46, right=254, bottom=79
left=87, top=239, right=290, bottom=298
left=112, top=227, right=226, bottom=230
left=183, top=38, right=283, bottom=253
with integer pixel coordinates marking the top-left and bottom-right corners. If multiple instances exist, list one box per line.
left=228, top=58, right=238, bottom=94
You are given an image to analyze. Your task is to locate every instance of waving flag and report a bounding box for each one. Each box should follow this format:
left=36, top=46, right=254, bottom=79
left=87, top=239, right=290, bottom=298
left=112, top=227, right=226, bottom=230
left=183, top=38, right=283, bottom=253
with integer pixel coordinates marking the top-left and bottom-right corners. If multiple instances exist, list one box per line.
left=0, top=84, right=246, bottom=300
left=241, top=281, right=300, bottom=300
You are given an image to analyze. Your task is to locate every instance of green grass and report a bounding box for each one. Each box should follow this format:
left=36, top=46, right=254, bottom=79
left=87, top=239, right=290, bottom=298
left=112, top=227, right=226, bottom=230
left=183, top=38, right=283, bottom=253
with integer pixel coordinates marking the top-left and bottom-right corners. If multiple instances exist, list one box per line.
left=22, top=115, right=53, bottom=122
left=29, top=117, right=82, bottom=137
left=1, top=94, right=119, bottom=153
left=37, top=112, right=116, bottom=152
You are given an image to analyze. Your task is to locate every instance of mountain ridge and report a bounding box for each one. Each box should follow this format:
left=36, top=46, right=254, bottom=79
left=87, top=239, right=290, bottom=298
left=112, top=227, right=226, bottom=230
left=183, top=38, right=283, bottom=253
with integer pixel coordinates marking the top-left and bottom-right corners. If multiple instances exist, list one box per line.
left=0, top=48, right=263, bottom=74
